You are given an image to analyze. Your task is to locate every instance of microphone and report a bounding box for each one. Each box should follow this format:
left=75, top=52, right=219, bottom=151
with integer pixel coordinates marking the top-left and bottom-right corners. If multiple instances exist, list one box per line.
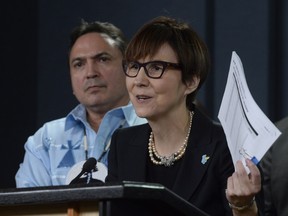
left=82, top=157, right=97, bottom=173
left=69, top=157, right=97, bottom=185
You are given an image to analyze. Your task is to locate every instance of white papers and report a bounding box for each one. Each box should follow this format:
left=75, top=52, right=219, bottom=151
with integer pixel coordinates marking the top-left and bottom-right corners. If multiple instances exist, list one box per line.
left=218, top=51, right=281, bottom=169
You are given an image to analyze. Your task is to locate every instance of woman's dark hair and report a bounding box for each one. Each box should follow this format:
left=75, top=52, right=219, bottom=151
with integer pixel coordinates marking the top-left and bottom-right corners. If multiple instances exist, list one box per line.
left=125, top=16, right=210, bottom=110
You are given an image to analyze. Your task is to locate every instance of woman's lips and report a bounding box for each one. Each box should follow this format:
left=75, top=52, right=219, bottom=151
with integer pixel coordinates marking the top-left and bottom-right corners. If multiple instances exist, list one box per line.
left=135, top=94, right=152, bottom=102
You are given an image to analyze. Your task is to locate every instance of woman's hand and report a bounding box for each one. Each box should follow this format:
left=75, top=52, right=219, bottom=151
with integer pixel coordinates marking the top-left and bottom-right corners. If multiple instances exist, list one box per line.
left=226, top=159, right=261, bottom=215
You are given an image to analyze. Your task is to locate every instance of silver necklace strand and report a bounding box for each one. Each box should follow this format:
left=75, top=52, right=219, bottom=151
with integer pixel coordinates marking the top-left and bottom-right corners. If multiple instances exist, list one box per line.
left=148, top=111, right=194, bottom=167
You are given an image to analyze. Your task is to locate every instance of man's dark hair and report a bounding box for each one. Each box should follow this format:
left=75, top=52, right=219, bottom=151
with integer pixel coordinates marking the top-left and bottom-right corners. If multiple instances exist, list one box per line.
left=69, top=19, right=127, bottom=55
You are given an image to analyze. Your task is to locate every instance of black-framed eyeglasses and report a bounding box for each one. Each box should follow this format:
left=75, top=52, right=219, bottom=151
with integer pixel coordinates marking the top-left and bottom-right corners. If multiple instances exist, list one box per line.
left=122, top=60, right=182, bottom=79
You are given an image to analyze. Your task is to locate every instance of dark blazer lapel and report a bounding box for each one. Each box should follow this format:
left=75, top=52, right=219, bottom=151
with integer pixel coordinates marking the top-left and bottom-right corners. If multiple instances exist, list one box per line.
left=123, top=124, right=151, bottom=181
left=172, top=110, right=217, bottom=200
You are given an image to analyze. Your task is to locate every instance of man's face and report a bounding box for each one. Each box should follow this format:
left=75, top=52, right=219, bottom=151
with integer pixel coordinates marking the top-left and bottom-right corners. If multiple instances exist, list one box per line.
left=69, top=32, right=129, bottom=114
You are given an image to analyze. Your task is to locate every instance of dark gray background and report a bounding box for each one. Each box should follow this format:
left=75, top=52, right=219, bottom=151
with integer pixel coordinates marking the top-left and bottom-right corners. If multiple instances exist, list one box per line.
left=1, top=0, right=287, bottom=188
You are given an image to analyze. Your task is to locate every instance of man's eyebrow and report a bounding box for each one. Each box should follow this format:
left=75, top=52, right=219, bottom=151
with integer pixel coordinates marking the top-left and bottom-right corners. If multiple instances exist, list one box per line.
left=70, top=56, right=84, bottom=65
left=91, top=52, right=112, bottom=59
left=70, top=52, right=113, bottom=64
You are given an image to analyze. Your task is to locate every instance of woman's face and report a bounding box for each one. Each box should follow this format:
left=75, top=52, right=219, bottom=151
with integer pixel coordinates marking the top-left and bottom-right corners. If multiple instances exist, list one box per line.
left=125, top=43, right=198, bottom=120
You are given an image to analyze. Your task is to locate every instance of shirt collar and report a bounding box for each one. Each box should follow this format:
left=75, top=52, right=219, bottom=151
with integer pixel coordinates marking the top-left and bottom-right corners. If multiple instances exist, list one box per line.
left=64, top=102, right=136, bottom=130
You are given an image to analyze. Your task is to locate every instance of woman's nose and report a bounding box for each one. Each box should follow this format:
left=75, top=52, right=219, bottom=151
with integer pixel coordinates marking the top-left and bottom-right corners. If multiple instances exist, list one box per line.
left=134, top=67, right=149, bottom=86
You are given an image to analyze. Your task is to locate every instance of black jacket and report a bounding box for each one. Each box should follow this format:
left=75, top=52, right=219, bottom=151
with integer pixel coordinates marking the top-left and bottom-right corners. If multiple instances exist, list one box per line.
left=106, top=108, right=234, bottom=216
left=260, top=116, right=288, bottom=216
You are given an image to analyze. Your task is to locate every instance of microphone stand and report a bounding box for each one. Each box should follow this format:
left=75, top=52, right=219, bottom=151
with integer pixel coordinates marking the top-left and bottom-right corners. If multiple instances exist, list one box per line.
left=86, top=171, right=92, bottom=184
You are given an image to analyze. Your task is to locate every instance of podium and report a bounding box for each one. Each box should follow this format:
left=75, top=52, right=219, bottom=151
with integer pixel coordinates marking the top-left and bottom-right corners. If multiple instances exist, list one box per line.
left=0, top=181, right=209, bottom=216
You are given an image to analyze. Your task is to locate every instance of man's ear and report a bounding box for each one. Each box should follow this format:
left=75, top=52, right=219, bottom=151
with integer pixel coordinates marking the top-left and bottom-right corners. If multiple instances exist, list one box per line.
left=185, top=76, right=200, bottom=95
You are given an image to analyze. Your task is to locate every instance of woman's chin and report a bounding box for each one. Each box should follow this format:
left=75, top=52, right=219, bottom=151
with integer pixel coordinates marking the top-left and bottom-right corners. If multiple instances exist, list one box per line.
left=135, top=110, right=149, bottom=119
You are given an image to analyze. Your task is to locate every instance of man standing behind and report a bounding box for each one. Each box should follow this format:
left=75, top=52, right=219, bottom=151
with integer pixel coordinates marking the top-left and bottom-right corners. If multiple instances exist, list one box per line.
left=260, top=116, right=288, bottom=216
left=15, top=20, right=146, bottom=187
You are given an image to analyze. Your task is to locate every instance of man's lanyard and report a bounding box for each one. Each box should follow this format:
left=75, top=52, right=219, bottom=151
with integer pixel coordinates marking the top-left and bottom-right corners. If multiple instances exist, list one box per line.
left=83, top=119, right=126, bottom=161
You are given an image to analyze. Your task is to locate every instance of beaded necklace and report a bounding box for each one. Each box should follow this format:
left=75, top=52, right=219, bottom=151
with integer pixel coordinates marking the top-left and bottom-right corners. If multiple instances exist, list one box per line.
left=148, top=111, right=194, bottom=167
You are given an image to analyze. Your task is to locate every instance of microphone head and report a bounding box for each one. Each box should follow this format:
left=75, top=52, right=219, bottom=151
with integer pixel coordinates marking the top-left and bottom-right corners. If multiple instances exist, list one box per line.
left=82, top=157, right=97, bottom=172
left=66, top=159, right=107, bottom=184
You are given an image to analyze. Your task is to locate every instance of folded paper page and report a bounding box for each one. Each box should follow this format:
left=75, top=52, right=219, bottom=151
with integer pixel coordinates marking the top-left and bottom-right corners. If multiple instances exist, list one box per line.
left=218, top=51, right=281, bottom=172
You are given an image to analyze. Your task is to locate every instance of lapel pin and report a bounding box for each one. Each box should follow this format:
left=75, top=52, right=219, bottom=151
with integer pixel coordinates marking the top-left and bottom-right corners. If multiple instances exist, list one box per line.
left=201, top=154, right=210, bottom=164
